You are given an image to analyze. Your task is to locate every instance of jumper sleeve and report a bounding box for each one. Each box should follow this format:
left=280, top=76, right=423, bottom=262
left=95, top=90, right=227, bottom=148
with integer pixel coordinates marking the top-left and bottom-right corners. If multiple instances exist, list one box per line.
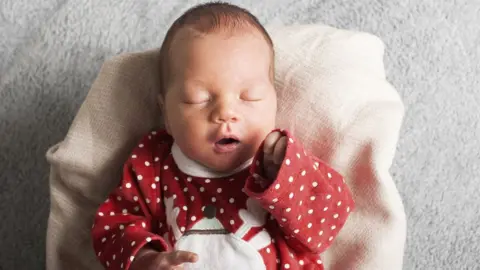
left=91, top=131, right=171, bottom=270
left=244, top=130, right=355, bottom=254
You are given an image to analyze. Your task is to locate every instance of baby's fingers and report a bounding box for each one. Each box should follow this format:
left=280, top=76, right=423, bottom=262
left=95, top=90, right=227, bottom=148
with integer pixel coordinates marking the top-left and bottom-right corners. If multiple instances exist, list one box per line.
left=273, top=136, right=287, bottom=165
left=263, top=131, right=282, bottom=155
left=167, top=251, right=199, bottom=265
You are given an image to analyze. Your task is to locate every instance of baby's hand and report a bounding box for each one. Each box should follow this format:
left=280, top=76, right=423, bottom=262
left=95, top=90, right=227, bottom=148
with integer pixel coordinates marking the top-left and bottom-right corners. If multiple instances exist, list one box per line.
left=262, top=131, right=288, bottom=180
left=130, top=248, right=198, bottom=270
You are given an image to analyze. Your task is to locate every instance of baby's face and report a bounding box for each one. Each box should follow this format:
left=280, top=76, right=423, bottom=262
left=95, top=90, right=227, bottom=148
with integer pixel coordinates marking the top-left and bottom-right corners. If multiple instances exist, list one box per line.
left=162, top=30, right=277, bottom=173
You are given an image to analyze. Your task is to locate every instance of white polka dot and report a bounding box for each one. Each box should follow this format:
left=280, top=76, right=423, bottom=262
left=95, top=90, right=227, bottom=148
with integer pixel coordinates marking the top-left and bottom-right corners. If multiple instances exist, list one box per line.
left=104, top=225, right=110, bottom=230
left=289, top=192, right=294, bottom=199
left=126, top=183, right=132, bottom=189
left=229, top=198, right=235, bottom=203
left=296, top=153, right=301, bottom=159
left=130, top=256, right=135, bottom=262
left=321, top=218, right=326, bottom=223
left=131, top=154, right=137, bottom=159
left=289, top=138, right=294, bottom=143
left=133, top=196, right=138, bottom=201
left=142, top=222, right=146, bottom=228
left=281, top=218, right=287, bottom=222
left=159, top=223, right=163, bottom=228
left=310, top=196, right=316, bottom=201
left=337, top=201, right=342, bottom=206
left=334, top=213, right=339, bottom=219
left=327, top=172, right=332, bottom=178
left=317, top=243, right=322, bottom=248
left=139, top=144, right=144, bottom=148
left=131, top=241, right=136, bottom=246
left=173, top=194, right=177, bottom=199
left=323, top=207, right=328, bottom=211
left=154, top=157, right=159, bottom=162
left=308, top=237, right=312, bottom=242
left=122, top=209, right=128, bottom=214
left=319, top=230, right=323, bottom=235
left=299, top=260, right=304, bottom=265
left=190, top=196, right=195, bottom=201
left=191, top=216, right=196, bottom=221
left=265, top=247, right=270, bottom=253
left=300, top=185, right=304, bottom=191
left=187, top=177, right=192, bottom=182
left=229, top=178, right=234, bottom=181
left=288, top=176, right=294, bottom=183
left=134, top=206, right=140, bottom=212
left=301, top=170, right=306, bottom=176
left=98, top=212, right=104, bottom=216
left=151, top=131, right=157, bottom=135
left=312, top=182, right=318, bottom=187
left=97, top=251, right=101, bottom=256
left=106, top=261, right=109, bottom=267
left=285, top=263, right=290, bottom=269
left=297, top=215, right=302, bottom=220
left=137, top=175, right=143, bottom=181
left=200, top=187, right=205, bottom=192
left=121, top=263, right=124, bottom=269
left=164, top=186, right=168, bottom=191
left=256, top=160, right=260, bottom=166
left=326, top=194, right=332, bottom=199
left=299, top=200, right=303, bottom=206
left=116, top=196, right=122, bottom=201
left=145, top=161, right=150, bottom=166
left=286, top=208, right=291, bottom=212
left=155, top=177, right=160, bottom=182
left=183, top=187, right=188, bottom=192
left=275, top=184, right=280, bottom=189
left=317, top=259, right=323, bottom=264
left=308, top=223, right=312, bottom=228
left=181, top=227, right=185, bottom=232
left=119, top=225, right=125, bottom=230
left=217, top=188, right=222, bottom=193
left=183, top=205, right=188, bottom=211
left=308, top=209, right=313, bottom=214
left=294, top=229, right=299, bottom=234
left=146, top=237, right=152, bottom=242
left=205, top=179, right=211, bottom=183
left=220, top=208, right=224, bottom=214
left=347, top=207, right=351, bottom=212
left=338, top=186, right=342, bottom=192
left=164, top=165, right=169, bottom=170
left=269, top=205, right=275, bottom=209
left=109, top=212, right=115, bottom=217
left=151, top=183, right=156, bottom=189
left=230, top=220, right=235, bottom=225
left=331, top=225, right=336, bottom=230
left=272, top=198, right=278, bottom=203
left=329, top=236, right=334, bottom=241
left=101, top=237, right=106, bottom=243
left=285, top=159, right=291, bottom=165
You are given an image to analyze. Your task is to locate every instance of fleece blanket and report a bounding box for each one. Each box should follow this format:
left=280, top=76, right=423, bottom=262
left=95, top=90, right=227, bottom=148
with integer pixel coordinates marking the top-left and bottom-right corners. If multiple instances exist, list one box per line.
left=1, top=1, right=479, bottom=269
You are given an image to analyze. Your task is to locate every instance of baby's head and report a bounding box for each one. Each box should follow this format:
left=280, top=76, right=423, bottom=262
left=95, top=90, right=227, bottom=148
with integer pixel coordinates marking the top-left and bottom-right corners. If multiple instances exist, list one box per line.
left=158, top=2, right=277, bottom=173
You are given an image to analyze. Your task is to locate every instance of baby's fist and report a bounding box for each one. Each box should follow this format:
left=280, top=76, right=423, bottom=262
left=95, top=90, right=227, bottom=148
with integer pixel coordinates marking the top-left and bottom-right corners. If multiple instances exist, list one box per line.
left=263, top=131, right=287, bottom=180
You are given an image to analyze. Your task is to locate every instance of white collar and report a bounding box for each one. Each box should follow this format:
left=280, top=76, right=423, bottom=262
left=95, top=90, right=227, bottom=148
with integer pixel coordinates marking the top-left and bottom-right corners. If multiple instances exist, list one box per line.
left=171, top=143, right=252, bottom=178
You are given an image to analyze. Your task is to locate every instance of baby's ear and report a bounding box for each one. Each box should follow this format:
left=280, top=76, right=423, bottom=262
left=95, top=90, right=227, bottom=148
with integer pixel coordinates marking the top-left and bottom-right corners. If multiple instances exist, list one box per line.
left=157, top=94, right=171, bottom=134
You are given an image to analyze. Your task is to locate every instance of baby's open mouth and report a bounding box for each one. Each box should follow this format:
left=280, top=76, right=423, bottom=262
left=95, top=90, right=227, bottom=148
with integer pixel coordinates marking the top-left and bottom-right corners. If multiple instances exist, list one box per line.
left=216, top=138, right=240, bottom=145
left=214, top=137, right=240, bottom=153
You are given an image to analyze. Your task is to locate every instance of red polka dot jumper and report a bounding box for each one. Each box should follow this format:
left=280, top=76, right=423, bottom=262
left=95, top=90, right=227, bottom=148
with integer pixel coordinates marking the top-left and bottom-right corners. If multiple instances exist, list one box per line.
left=91, top=129, right=354, bottom=270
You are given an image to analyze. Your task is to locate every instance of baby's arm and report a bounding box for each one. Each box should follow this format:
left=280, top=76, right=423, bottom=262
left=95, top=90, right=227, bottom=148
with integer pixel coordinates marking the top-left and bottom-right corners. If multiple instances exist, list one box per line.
left=91, top=132, right=171, bottom=269
left=244, top=130, right=355, bottom=254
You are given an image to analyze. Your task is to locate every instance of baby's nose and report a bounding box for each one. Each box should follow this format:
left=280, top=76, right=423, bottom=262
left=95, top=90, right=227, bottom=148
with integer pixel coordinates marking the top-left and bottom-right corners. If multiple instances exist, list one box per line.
left=212, top=101, right=239, bottom=123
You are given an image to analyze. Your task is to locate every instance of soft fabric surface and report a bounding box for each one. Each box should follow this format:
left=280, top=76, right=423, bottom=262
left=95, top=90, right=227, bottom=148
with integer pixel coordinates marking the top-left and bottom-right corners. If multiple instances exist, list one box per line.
left=44, top=25, right=404, bottom=270
left=0, top=0, right=479, bottom=269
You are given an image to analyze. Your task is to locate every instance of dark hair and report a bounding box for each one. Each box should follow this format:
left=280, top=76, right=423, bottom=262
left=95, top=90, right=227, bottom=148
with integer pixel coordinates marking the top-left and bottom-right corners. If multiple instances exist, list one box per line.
left=158, top=1, right=274, bottom=96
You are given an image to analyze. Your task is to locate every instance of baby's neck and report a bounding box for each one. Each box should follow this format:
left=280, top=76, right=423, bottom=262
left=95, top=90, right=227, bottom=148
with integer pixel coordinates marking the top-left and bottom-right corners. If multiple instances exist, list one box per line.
left=171, top=143, right=252, bottom=178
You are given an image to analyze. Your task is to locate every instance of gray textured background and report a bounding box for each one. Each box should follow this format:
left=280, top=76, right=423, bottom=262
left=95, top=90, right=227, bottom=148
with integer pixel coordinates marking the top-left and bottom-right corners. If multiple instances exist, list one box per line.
left=1, top=0, right=479, bottom=269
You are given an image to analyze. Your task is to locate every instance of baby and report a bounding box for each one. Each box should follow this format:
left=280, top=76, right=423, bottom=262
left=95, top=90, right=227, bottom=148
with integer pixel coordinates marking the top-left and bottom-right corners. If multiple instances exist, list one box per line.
left=91, top=2, right=354, bottom=270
